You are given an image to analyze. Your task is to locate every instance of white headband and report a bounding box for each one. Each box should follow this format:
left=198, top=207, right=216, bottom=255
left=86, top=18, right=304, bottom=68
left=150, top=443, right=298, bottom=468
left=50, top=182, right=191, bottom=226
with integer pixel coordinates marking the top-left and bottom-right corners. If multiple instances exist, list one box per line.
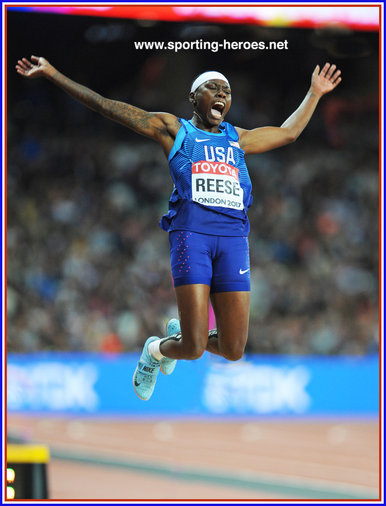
left=190, top=71, right=230, bottom=93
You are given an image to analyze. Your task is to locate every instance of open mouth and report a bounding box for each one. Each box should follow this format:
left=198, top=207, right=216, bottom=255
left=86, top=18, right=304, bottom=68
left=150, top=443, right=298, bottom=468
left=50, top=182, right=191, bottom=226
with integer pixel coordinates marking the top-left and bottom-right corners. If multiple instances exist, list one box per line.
left=211, top=101, right=225, bottom=119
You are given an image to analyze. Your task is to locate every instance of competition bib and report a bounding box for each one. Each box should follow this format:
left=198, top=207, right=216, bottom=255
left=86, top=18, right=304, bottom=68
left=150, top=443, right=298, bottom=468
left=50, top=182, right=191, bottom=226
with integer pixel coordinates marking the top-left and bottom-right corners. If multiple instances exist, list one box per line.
left=191, top=161, right=244, bottom=210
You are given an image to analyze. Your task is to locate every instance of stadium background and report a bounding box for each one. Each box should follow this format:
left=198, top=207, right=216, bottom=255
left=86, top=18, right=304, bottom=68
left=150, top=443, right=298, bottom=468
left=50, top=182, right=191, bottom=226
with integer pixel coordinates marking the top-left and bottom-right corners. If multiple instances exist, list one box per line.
left=6, top=5, right=380, bottom=501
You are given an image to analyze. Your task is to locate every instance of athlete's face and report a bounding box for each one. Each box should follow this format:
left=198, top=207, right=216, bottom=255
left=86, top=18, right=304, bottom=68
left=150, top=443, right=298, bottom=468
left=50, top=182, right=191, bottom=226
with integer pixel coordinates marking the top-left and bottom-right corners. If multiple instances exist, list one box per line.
left=190, top=79, right=231, bottom=126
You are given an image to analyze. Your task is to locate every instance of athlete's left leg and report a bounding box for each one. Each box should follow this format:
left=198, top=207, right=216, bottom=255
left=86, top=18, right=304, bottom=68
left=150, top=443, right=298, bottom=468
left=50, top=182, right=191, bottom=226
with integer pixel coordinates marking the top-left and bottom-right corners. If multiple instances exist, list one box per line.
left=206, top=291, right=250, bottom=360
left=205, top=234, right=250, bottom=360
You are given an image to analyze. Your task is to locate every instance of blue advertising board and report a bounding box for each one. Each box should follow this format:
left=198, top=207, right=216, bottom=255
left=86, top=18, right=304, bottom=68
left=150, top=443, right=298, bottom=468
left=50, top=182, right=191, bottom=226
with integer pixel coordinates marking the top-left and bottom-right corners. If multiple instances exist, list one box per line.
left=7, top=353, right=379, bottom=417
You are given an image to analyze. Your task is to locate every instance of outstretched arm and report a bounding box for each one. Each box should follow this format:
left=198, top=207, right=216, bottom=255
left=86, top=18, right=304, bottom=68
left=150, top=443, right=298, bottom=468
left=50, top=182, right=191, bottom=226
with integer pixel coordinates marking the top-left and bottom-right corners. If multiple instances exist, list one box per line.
left=16, top=56, right=181, bottom=155
left=235, top=63, right=342, bottom=155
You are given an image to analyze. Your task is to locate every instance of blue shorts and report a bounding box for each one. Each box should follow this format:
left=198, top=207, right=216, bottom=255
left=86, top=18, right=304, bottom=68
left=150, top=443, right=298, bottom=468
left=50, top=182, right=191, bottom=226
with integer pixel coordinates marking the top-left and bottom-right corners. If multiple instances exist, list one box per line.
left=169, top=230, right=250, bottom=293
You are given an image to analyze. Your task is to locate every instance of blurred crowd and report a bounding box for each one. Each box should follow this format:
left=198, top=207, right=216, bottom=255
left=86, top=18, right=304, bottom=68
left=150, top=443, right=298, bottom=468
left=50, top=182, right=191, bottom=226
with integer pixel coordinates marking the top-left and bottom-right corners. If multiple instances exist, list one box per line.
left=7, top=53, right=379, bottom=356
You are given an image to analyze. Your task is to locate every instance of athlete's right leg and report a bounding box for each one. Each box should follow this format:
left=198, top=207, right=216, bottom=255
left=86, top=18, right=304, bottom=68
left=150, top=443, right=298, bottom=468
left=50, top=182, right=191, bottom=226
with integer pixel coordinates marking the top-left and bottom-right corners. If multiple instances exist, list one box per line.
left=159, top=231, right=213, bottom=360
left=133, top=283, right=210, bottom=400
left=160, top=284, right=210, bottom=360
left=133, top=230, right=213, bottom=400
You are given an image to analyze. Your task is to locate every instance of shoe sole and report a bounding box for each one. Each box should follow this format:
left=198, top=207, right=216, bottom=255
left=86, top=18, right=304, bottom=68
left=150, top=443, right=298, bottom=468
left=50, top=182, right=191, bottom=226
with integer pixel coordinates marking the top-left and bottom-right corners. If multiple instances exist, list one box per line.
left=160, top=320, right=180, bottom=375
left=160, top=361, right=176, bottom=375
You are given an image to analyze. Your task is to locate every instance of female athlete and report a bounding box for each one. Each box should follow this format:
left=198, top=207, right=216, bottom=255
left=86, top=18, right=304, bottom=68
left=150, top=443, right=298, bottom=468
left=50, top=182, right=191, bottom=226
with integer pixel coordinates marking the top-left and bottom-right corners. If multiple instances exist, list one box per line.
left=16, top=56, right=341, bottom=400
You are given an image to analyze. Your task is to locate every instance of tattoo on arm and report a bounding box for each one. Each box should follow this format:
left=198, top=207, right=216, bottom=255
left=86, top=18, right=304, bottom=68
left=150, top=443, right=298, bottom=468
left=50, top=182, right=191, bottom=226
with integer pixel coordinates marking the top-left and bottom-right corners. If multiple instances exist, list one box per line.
left=102, top=100, right=158, bottom=136
left=50, top=70, right=166, bottom=138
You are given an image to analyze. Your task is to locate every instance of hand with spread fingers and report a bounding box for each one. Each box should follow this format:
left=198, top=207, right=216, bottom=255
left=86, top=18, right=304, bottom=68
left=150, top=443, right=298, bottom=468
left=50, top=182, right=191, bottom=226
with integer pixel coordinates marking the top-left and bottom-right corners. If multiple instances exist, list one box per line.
left=16, top=55, right=54, bottom=79
left=311, top=62, right=342, bottom=97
